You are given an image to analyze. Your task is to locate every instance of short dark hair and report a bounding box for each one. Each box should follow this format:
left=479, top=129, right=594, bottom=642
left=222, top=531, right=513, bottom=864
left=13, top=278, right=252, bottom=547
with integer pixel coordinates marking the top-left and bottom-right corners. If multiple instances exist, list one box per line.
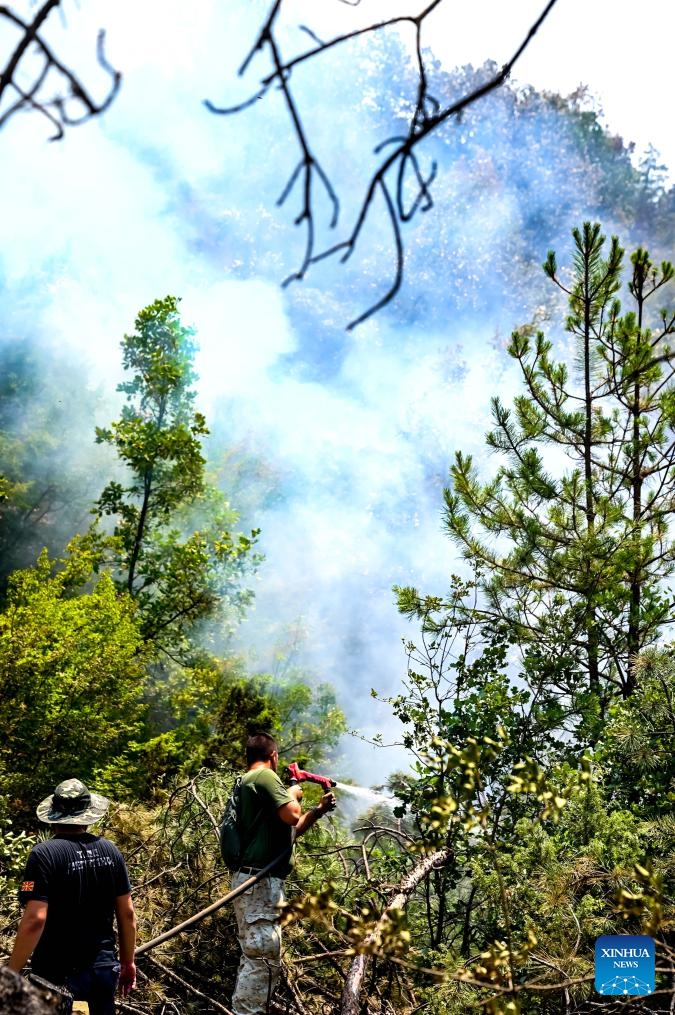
left=246, top=732, right=278, bottom=766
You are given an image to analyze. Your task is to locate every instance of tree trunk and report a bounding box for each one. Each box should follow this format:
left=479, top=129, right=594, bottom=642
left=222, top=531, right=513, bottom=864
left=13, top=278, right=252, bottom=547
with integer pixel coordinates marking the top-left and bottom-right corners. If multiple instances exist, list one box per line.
left=340, top=847, right=451, bottom=1015
left=626, top=278, right=646, bottom=697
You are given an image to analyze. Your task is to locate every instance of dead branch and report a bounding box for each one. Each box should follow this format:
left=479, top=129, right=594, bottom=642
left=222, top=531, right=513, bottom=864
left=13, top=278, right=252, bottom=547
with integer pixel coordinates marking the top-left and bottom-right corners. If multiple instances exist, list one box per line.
left=187, top=774, right=222, bottom=839
left=291, top=948, right=354, bottom=965
left=340, top=846, right=451, bottom=1015
left=0, top=0, right=120, bottom=139
left=133, top=864, right=183, bottom=892
left=530, top=954, right=571, bottom=1015
left=297, top=933, right=350, bottom=979
left=280, top=964, right=313, bottom=1015
left=207, top=0, right=560, bottom=329
left=353, top=824, right=415, bottom=846
left=146, top=955, right=234, bottom=1015
left=135, top=966, right=182, bottom=1015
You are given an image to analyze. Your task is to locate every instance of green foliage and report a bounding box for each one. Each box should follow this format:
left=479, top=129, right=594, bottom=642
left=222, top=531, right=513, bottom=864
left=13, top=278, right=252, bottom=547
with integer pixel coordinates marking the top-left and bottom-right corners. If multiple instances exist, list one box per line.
left=0, top=815, right=36, bottom=958
left=0, top=301, right=271, bottom=812
left=445, top=224, right=675, bottom=725
left=100, top=656, right=268, bottom=799
left=391, top=576, right=560, bottom=829
left=95, top=295, right=207, bottom=541
left=387, top=228, right=675, bottom=1011
left=207, top=671, right=348, bottom=772
left=597, top=647, right=675, bottom=816
left=94, top=296, right=260, bottom=657
left=91, top=659, right=348, bottom=800
left=272, top=675, right=349, bottom=765
left=0, top=547, right=146, bottom=816
left=0, top=815, right=36, bottom=894
left=394, top=727, right=671, bottom=1014
left=204, top=671, right=282, bottom=771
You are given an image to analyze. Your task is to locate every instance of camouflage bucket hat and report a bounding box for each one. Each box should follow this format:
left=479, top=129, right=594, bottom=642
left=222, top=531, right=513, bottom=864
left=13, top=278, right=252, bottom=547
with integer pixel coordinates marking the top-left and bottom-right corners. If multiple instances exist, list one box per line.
left=36, top=779, right=110, bottom=825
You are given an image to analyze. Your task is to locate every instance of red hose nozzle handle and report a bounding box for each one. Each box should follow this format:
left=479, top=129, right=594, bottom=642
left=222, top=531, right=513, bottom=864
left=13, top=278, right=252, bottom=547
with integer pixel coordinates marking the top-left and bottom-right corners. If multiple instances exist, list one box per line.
left=287, top=762, right=337, bottom=793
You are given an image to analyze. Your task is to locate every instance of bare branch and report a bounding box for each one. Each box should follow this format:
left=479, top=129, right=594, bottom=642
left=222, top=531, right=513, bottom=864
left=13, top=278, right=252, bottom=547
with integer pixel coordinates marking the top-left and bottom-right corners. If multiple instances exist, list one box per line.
left=0, top=1, right=121, bottom=139
left=208, top=0, right=560, bottom=328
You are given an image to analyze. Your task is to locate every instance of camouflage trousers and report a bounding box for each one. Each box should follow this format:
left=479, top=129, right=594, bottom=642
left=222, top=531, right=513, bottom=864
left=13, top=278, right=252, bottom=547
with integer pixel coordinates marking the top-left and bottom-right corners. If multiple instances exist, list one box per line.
left=231, top=872, right=285, bottom=1015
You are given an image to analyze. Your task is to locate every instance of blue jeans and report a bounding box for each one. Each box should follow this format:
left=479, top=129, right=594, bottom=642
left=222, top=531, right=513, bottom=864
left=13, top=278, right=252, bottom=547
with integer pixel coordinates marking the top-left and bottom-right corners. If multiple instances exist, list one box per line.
left=34, top=952, right=120, bottom=1015
left=66, top=961, right=120, bottom=1015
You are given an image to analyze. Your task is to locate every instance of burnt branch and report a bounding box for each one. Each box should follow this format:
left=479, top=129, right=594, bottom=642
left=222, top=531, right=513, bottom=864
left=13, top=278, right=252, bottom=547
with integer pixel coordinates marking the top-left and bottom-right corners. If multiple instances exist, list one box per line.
left=0, top=1, right=121, bottom=139
left=207, top=0, right=560, bottom=329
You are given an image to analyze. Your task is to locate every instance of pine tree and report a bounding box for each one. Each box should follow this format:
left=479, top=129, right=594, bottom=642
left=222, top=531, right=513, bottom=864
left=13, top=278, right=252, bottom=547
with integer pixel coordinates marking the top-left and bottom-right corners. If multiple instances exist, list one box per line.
left=445, top=224, right=675, bottom=722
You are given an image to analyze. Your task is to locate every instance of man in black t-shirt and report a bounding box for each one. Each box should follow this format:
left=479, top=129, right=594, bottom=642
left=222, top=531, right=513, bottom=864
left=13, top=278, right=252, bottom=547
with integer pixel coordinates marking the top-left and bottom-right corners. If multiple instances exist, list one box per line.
left=231, top=733, right=336, bottom=1015
left=7, top=779, right=136, bottom=1015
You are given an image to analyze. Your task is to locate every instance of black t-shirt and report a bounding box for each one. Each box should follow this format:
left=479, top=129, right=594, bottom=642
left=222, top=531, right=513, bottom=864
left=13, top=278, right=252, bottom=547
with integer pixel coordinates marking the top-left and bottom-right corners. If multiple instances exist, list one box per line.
left=18, top=833, right=132, bottom=978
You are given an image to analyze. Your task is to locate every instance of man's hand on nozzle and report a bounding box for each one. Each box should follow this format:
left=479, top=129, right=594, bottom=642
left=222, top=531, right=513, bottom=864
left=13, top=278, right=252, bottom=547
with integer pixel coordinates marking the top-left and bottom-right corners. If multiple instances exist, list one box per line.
left=318, top=791, right=337, bottom=814
left=118, top=960, right=136, bottom=996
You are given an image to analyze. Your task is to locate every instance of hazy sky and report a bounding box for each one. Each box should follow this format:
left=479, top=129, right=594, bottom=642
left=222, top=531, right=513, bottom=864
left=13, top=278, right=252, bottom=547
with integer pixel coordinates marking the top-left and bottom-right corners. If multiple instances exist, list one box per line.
left=432, top=0, right=674, bottom=180
left=1, top=0, right=672, bottom=783
left=70, top=0, right=675, bottom=181
left=311, top=0, right=673, bottom=180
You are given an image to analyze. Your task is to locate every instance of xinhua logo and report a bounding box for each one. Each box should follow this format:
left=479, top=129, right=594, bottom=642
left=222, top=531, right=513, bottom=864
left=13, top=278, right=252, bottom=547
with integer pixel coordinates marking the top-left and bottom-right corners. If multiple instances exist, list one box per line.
left=595, top=935, right=655, bottom=995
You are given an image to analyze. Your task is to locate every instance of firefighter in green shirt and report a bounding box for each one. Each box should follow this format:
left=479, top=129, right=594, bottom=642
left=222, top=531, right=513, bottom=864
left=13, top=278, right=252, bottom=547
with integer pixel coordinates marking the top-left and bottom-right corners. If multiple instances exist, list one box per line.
left=231, top=732, right=335, bottom=1015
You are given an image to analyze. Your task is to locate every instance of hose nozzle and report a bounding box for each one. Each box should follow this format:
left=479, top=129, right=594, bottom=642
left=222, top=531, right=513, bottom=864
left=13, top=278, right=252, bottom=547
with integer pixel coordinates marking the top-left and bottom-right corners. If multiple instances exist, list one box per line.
left=287, top=762, right=337, bottom=793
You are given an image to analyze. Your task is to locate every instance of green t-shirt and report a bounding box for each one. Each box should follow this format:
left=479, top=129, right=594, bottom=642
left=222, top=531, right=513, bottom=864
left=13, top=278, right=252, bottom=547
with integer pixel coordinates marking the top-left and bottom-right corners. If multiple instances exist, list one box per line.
left=239, top=767, right=295, bottom=877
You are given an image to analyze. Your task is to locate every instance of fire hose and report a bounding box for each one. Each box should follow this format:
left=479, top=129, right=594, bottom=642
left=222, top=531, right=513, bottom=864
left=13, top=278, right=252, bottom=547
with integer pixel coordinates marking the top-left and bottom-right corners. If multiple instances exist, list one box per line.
left=135, top=847, right=291, bottom=956
left=135, top=764, right=336, bottom=958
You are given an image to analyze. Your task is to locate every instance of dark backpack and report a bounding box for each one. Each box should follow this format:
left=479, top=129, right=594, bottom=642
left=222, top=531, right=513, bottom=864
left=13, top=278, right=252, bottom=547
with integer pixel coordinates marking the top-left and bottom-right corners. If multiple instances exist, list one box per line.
left=219, top=775, right=263, bottom=871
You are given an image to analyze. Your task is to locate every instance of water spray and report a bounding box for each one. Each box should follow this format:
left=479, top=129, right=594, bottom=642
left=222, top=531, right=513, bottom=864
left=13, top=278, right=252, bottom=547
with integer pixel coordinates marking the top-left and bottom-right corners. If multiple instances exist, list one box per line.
left=333, top=781, right=394, bottom=805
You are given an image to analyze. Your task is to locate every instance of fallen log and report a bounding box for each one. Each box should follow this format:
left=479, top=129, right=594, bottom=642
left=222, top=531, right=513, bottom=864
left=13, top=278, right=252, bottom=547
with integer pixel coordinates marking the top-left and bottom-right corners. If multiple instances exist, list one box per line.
left=340, top=847, right=451, bottom=1015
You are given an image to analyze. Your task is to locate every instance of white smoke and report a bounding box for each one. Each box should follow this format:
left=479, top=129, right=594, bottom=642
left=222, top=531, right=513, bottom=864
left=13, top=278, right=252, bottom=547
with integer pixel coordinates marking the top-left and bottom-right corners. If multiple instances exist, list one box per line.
left=0, top=0, right=671, bottom=785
